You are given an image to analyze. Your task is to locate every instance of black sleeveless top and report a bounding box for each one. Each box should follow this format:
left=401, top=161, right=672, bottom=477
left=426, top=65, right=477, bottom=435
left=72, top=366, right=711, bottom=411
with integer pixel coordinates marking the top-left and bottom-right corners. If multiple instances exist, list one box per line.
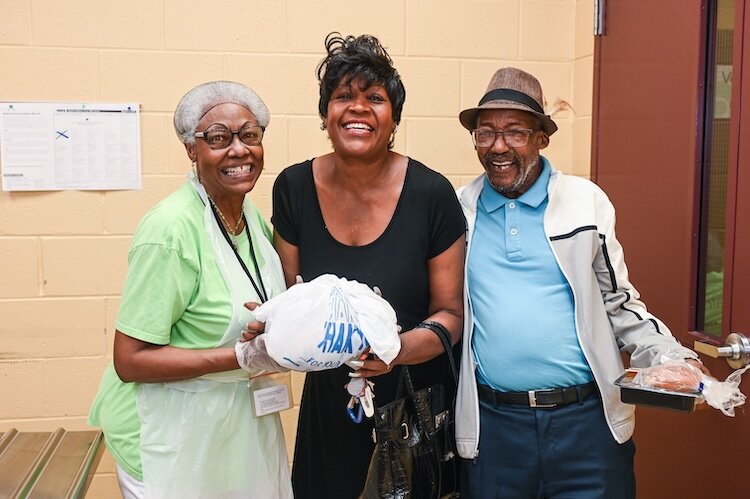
left=272, top=158, right=465, bottom=499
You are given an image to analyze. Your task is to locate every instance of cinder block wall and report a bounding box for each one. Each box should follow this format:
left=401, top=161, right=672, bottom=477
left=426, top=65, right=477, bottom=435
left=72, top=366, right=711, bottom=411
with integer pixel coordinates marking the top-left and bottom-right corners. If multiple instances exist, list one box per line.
left=0, top=1, right=594, bottom=496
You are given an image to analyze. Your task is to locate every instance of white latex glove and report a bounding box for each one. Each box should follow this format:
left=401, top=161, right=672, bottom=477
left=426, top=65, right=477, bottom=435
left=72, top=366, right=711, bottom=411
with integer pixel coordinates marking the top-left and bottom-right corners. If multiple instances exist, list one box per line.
left=235, top=335, right=289, bottom=373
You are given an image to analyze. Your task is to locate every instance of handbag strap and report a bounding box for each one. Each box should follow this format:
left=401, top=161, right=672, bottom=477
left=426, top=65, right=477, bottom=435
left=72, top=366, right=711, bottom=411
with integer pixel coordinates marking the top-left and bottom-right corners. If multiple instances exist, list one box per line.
left=416, top=320, right=458, bottom=387
left=384, top=320, right=458, bottom=405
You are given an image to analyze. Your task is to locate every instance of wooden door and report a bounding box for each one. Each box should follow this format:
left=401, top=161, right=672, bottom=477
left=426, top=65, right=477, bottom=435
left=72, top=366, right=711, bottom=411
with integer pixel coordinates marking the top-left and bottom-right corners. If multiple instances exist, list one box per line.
left=593, top=1, right=750, bottom=497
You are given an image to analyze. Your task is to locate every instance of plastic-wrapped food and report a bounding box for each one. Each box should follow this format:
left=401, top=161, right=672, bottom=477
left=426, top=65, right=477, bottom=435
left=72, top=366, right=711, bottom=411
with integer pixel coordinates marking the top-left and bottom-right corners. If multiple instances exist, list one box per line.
left=633, top=360, right=703, bottom=393
left=622, top=351, right=750, bottom=416
left=616, top=369, right=703, bottom=412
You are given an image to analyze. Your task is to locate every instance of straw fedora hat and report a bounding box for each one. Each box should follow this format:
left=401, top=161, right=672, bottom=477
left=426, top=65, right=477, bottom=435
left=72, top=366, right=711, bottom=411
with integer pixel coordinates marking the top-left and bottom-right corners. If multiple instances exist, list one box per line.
left=459, top=67, right=557, bottom=135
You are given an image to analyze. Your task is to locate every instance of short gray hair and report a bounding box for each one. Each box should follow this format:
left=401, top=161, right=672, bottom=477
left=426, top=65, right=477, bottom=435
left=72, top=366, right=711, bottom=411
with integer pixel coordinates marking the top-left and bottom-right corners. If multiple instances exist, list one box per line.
left=173, top=81, right=270, bottom=144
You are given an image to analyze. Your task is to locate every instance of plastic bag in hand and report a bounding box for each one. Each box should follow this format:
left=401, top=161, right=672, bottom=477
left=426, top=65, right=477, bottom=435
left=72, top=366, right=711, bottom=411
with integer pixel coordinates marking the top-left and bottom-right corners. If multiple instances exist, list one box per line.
left=701, top=364, right=750, bottom=417
left=252, top=274, right=400, bottom=372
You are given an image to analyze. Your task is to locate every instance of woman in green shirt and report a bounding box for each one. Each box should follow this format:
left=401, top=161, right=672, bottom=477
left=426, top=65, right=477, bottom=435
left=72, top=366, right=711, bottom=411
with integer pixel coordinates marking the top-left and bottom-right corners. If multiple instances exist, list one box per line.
left=88, top=81, right=292, bottom=498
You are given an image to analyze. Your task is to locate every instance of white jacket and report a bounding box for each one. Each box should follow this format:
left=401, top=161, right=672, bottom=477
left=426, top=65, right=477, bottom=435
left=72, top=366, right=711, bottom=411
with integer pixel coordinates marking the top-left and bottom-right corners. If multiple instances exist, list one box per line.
left=454, top=163, right=698, bottom=459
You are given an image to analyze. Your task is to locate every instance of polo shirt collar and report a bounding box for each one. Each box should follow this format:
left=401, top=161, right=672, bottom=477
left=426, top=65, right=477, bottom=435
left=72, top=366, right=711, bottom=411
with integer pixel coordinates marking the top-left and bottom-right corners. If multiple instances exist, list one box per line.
left=479, top=156, right=550, bottom=212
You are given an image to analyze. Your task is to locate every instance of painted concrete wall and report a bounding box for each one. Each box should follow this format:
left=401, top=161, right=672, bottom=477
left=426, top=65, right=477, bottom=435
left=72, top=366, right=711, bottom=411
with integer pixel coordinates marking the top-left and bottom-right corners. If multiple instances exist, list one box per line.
left=0, top=1, right=594, bottom=495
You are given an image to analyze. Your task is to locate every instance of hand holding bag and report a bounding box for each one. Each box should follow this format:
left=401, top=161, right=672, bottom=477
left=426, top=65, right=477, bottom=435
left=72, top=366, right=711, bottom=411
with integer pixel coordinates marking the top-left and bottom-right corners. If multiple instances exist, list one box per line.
left=360, top=320, right=460, bottom=499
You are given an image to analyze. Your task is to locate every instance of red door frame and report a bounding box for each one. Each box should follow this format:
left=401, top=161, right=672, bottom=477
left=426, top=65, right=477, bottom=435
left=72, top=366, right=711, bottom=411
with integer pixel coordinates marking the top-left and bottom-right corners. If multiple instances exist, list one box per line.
left=726, top=0, right=749, bottom=335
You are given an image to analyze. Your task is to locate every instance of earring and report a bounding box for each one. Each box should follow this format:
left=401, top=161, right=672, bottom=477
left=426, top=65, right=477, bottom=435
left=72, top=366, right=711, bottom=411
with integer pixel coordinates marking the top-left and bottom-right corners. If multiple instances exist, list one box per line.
left=320, top=122, right=327, bottom=131
left=191, top=160, right=199, bottom=181
left=392, top=124, right=399, bottom=135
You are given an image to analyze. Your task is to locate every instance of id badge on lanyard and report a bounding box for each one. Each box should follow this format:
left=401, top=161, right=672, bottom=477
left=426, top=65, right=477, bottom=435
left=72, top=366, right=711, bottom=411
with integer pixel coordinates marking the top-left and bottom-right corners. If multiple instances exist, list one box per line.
left=249, top=371, right=293, bottom=417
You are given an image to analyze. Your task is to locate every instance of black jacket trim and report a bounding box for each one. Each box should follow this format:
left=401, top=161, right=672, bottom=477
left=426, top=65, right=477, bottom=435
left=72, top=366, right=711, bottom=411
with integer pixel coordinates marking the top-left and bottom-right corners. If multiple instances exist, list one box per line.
left=549, top=225, right=598, bottom=241
left=599, top=233, right=618, bottom=291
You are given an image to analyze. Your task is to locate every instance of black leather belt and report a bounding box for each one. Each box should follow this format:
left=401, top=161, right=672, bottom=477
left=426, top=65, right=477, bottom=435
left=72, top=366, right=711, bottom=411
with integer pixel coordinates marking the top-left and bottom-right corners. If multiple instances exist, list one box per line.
left=478, top=381, right=598, bottom=408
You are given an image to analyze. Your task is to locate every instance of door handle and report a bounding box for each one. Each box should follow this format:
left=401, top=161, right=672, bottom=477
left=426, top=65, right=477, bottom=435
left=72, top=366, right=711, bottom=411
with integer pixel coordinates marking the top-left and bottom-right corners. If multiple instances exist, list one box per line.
left=694, top=332, right=750, bottom=369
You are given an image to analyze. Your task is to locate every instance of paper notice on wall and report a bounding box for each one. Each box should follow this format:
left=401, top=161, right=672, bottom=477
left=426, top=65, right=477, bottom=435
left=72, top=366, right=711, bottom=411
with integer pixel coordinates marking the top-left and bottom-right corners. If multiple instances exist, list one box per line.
left=0, top=102, right=142, bottom=191
left=714, top=65, right=732, bottom=120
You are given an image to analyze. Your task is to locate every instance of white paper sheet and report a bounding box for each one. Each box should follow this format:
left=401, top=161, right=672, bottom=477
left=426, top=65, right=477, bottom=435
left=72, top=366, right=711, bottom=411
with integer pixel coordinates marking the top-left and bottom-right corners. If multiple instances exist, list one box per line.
left=0, top=102, right=142, bottom=191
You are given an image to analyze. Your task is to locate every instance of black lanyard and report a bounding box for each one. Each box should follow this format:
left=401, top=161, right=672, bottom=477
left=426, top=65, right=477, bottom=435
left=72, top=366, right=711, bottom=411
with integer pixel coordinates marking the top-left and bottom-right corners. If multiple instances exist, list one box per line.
left=209, top=203, right=268, bottom=303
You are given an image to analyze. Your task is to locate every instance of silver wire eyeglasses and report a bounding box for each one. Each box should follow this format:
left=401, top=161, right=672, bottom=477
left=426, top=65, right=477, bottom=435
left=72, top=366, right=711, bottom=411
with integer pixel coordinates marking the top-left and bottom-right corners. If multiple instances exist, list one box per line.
left=471, top=128, right=537, bottom=148
left=195, top=124, right=264, bottom=149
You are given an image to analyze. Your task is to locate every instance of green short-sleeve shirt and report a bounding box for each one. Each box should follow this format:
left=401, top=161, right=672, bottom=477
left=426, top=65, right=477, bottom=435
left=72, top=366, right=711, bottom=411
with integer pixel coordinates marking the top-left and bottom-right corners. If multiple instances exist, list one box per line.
left=88, top=182, right=273, bottom=480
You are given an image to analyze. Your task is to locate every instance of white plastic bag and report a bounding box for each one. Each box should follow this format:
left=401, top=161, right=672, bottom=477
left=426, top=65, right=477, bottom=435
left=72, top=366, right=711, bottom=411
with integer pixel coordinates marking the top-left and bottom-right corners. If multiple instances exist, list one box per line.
left=701, top=365, right=750, bottom=417
left=253, top=274, right=401, bottom=372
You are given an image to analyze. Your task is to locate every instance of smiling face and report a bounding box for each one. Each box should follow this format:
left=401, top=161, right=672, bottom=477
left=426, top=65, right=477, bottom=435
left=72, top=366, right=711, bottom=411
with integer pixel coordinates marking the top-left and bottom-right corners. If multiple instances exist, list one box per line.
left=324, top=76, right=395, bottom=160
left=475, top=109, right=549, bottom=198
left=185, top=103, right=264, bottom=202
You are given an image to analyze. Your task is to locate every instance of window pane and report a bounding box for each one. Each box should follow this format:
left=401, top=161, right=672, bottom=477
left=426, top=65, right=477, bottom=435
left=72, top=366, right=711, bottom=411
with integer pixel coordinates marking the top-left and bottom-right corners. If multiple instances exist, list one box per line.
left=699, top=0, right=735, bottom=336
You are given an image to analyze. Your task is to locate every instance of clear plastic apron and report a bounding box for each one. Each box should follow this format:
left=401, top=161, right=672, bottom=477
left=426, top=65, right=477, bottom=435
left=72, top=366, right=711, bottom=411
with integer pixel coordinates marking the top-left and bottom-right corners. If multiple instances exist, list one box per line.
left=136, top=176, right=292, bottom=498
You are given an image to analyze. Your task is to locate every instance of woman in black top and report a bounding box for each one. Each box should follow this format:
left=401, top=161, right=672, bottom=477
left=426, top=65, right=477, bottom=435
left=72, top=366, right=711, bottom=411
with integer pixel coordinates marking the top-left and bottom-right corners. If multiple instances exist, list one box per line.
left=272, top=33, right=466, bottom=498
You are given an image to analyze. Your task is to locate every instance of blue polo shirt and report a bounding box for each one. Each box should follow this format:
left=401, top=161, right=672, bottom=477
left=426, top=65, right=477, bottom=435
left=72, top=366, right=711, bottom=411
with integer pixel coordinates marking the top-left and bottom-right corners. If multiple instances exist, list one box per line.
left=468, top=159, right=593, bottom=391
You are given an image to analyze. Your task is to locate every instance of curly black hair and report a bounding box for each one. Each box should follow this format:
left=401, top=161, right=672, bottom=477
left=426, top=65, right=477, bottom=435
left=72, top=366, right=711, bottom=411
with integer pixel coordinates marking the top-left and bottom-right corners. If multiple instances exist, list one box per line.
left=316, top=32, right=406, bottom=140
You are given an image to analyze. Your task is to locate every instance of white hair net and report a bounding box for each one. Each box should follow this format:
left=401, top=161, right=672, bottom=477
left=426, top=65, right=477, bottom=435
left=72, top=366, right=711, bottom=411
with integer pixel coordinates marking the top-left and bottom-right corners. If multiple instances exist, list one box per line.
left=173, top=80, right=270, bottom=144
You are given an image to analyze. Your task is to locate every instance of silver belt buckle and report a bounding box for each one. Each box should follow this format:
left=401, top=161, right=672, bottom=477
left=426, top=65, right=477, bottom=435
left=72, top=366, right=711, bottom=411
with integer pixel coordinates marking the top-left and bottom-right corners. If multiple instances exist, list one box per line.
left=528, top=390, right=556, bottom=408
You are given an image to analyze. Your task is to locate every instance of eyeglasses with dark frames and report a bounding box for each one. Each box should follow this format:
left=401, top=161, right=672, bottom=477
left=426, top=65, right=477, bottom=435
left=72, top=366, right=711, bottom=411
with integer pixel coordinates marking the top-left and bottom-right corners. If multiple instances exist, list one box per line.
left=194, top=124, right=265, bottom=149
left=471, top=128, right=537, bottom=148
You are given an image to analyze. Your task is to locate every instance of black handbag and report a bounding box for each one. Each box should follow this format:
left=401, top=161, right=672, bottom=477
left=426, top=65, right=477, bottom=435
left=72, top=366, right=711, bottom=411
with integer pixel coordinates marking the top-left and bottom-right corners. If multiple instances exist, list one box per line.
left=360, top=320, right=460, bottom=499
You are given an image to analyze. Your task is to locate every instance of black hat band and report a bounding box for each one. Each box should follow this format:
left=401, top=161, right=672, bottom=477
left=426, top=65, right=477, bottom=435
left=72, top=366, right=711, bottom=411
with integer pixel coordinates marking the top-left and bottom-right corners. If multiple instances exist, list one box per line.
left=478, top=88, right=545, bottom=115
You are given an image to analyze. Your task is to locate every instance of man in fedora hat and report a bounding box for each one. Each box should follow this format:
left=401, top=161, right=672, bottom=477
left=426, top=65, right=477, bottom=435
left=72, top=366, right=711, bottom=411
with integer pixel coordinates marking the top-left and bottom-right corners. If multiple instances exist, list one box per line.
left=453, top=67, right=707, bottom=498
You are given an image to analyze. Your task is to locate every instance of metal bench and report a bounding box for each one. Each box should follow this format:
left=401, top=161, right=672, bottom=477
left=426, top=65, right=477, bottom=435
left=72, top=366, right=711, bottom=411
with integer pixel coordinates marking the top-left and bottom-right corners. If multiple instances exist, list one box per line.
left=0, top=428, right=104, bottom=499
